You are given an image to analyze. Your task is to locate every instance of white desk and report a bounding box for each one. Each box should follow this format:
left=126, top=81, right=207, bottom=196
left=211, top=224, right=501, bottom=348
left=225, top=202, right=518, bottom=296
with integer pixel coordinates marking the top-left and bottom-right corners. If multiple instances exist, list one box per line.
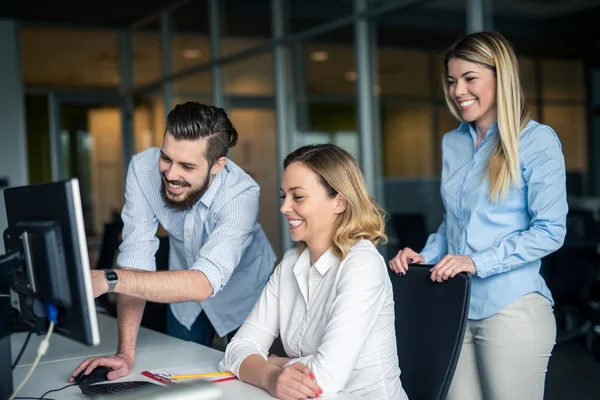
left=11, top=313, right=184, bottom=366
left=11, top=313, right=360, bottom=400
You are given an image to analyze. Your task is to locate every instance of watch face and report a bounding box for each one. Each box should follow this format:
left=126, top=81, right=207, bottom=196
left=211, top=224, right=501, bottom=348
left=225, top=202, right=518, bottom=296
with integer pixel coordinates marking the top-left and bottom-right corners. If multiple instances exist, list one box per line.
left=105, top=271, right=118, bottom=280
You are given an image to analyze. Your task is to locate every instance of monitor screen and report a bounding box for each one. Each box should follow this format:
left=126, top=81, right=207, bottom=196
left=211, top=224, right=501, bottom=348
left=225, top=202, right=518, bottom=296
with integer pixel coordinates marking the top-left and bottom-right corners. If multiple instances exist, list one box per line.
left=3, top=178, right=100, bottom=346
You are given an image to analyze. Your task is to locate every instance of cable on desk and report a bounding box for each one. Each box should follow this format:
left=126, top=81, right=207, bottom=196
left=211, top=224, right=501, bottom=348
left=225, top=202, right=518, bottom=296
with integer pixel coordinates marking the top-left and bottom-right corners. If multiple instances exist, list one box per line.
left=12, top=330, right=34, bottom=370
left=40, top=383, right=76, bottom=399
left=14, top=397, right=57, bottom=400
left=8, top=303, right=58, bottom=400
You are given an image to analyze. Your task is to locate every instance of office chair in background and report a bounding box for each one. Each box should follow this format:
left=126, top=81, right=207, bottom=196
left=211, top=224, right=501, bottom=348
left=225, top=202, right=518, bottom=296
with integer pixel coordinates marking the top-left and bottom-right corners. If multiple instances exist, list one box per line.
left=389, top=213, right=428, bottom=254
left=95, top=212, right=169, bottom=334
left=390, top=266, right=470, bottom=400
left=542, top=209, right=600, bottom=348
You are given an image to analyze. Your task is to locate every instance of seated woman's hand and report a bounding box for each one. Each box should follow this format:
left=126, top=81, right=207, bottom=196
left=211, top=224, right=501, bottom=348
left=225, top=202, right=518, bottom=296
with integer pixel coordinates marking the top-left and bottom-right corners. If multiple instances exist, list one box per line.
left=267, top=354, right=291, bottom=368
left=389, top=247, right=425, bottom=275
left=429, top=254, right=476, bottom=282
left=266, top=362, right=323, bottom=400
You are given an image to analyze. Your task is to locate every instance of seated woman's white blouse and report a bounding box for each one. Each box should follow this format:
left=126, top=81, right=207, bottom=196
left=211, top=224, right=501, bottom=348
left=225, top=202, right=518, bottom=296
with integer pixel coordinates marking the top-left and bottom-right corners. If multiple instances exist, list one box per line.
left=219, top=240, right=408, bottom=399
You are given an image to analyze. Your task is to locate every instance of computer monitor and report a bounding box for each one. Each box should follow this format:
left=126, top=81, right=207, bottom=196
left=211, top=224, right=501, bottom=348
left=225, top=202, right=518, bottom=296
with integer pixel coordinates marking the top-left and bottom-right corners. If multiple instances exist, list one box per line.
left=0, top=178, right=100, bottom=398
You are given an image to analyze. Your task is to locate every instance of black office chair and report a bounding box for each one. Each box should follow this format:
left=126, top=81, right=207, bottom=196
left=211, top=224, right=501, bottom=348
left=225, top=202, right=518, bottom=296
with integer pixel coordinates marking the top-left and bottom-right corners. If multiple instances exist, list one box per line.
left=390, top=213, right=428, bottom=252
left=390, top=266, right=470, bottom=400
left=95, top=212, right=124, bottom=318
left=140, top=236, right=169, bottom=333
left=542, top=209, right=600, bottom=347
left=95, top=212, right=169, bottom=334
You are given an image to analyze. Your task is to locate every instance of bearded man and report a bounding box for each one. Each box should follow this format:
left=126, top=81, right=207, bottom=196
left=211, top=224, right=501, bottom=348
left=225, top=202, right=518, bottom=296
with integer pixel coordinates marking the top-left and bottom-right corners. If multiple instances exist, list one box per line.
left=71, top=102, right=275, bottom=382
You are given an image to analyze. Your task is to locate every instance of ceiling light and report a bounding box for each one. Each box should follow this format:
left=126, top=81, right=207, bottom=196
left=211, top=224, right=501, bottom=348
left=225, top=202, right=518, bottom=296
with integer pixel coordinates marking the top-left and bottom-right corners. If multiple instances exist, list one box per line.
left=345, top=71, right=357, bottom=81
left=182, top=49, right=202, bottom=60
left=309, top=51, right=329, bottom=62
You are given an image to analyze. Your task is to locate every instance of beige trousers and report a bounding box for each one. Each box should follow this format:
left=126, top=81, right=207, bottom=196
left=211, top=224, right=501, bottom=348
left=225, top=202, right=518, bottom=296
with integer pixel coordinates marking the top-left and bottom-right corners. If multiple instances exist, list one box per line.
left=446, top=293, right=557, bottom=400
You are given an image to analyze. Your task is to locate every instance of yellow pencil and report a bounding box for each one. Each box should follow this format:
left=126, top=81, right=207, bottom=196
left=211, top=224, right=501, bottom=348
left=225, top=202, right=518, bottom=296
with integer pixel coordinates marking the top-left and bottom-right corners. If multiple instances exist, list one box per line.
left=171, top=371, right=234, bottom=380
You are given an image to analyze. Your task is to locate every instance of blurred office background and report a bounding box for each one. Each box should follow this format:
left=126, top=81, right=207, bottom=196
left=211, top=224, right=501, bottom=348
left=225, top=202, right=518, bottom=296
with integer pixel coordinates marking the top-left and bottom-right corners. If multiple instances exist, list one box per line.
left=1, top=0, right=600, bottom=398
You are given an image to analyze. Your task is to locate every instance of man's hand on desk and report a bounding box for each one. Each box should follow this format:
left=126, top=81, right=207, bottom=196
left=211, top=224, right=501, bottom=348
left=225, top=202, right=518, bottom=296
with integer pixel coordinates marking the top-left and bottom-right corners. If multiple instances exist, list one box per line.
left=69, top=353, right=134, bottom=382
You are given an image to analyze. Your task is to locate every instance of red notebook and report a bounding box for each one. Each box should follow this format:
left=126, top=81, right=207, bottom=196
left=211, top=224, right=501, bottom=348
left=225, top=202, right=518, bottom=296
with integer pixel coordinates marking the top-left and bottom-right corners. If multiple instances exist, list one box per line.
left=141, top=361, right=237, bottom=385
left=142, top=370, right=237, bottom=385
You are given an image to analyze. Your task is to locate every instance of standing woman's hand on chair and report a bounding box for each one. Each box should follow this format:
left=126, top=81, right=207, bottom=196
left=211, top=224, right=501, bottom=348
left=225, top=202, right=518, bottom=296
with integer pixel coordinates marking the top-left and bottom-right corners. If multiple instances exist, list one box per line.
left=389, top=247, right=425, bottom=275
left=429, top=254, right=476, bottom=282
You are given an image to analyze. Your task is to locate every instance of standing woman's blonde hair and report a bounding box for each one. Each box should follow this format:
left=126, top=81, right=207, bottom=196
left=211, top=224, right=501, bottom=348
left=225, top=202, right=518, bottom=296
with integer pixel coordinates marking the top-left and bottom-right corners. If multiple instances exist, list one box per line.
left=283, top=144, right=387, bottom=260
left=442, top=31, right=531, bottom=201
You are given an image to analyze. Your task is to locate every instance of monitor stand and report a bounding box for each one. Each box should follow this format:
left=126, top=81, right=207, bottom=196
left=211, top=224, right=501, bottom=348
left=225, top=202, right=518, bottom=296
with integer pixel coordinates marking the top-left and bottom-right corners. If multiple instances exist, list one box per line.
left=0, top=252, right=22, bottom=399
left=0, top=251, right=44, bottom=399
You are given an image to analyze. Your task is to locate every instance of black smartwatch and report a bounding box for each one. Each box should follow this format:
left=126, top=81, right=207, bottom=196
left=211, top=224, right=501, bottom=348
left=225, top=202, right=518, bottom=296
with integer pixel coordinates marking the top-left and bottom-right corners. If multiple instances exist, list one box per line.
left=104, top=269, right=119, bottom=292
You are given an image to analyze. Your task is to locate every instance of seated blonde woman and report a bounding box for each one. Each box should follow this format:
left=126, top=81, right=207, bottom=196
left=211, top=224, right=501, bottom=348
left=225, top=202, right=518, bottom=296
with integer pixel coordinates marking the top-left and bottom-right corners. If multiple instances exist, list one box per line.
left=219, top=144, right=408, bottom=400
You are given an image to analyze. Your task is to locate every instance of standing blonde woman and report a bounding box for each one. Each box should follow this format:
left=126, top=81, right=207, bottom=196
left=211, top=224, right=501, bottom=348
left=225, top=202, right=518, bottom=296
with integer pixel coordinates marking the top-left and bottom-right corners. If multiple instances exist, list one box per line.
left=389, top=31, right=567, bottom=400
left=221, top=144, right=408, bottom=400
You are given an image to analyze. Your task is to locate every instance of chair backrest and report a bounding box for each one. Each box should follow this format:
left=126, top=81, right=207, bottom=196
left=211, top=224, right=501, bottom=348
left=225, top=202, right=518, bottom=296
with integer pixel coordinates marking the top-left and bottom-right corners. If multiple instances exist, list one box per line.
left=390, top=266, right=470, bottom=400
left=390, top=213, right=428, bottom=252
left=95, top=212, right=124, bottom=271
left=94, top=214, right=170, bottom=334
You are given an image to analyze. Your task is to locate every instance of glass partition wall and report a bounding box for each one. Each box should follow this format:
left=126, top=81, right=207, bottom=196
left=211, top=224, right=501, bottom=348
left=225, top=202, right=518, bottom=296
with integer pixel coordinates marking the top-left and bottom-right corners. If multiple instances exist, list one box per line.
left=123, top=0, right=591, bottom=260
left=21, top=0, right=594, bottom=261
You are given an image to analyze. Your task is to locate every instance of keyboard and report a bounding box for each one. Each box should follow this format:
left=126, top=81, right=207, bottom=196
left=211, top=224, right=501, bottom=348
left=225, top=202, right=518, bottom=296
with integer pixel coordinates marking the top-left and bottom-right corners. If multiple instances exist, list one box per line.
left=79, top=381, right=157, bottom=396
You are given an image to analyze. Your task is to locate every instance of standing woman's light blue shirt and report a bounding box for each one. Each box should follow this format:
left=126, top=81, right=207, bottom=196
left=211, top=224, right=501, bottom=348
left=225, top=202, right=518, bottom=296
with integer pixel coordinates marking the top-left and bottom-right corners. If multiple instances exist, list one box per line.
left=420, top=120, right=568, bottom=319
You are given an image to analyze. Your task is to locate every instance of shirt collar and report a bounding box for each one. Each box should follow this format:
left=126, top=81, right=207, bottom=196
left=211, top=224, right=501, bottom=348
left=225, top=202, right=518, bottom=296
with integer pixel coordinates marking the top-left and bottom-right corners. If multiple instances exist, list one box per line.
left=459, top=121, right=499, bottom=141
left=458, top=121, right=470, bottom=133
left=294, top=247, right=339, bottom=277
left=312, top=249, right=339, bottom=275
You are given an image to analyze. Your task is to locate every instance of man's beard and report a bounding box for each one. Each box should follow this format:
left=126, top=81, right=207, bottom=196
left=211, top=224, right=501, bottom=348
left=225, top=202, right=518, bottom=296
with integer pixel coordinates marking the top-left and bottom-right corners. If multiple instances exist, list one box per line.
left=160, top=172, right=211, bottom=212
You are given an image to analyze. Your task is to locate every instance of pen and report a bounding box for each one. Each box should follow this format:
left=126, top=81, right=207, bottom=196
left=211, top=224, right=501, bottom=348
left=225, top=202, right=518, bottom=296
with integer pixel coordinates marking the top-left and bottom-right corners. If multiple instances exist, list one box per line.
left=171, top=371, right=235, bottom=380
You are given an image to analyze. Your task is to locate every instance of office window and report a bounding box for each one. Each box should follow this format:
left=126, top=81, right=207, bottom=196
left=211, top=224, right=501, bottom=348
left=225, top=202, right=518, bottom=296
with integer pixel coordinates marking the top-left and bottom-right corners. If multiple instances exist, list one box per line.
left=308, top=103, right=359, bottom=161
left=171, top=0, right=210, bottom=74
left=381, top=104, right=436, bottom=177
left=543, top=105, right=587, bottom=172
left=223, top=51, right=274, bottom=96
left=378, top=49, right=431, bottom=98
left=173, top=71, right=212, bottom=99
left=135, top=93, right=166, bottom=149
left=305, top=42, right=356, bottom=96
left=21, top=27, right=119, bottom=88
left=25, top=94, right=52, bottom=184
left=227, top=108, right=280, bottom=258
left=220, top=0, right=270, bottom=57
left=542, top=59, right=585, bottom=101
left=132, top=29, right=162, bottom=88
left=519, top=57, right=537, bottom=101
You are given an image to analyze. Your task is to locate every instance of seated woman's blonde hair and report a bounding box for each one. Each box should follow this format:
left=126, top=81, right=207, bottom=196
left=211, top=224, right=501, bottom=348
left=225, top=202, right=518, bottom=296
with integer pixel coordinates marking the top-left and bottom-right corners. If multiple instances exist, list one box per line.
left=283, top=144, right=387, bottom=260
